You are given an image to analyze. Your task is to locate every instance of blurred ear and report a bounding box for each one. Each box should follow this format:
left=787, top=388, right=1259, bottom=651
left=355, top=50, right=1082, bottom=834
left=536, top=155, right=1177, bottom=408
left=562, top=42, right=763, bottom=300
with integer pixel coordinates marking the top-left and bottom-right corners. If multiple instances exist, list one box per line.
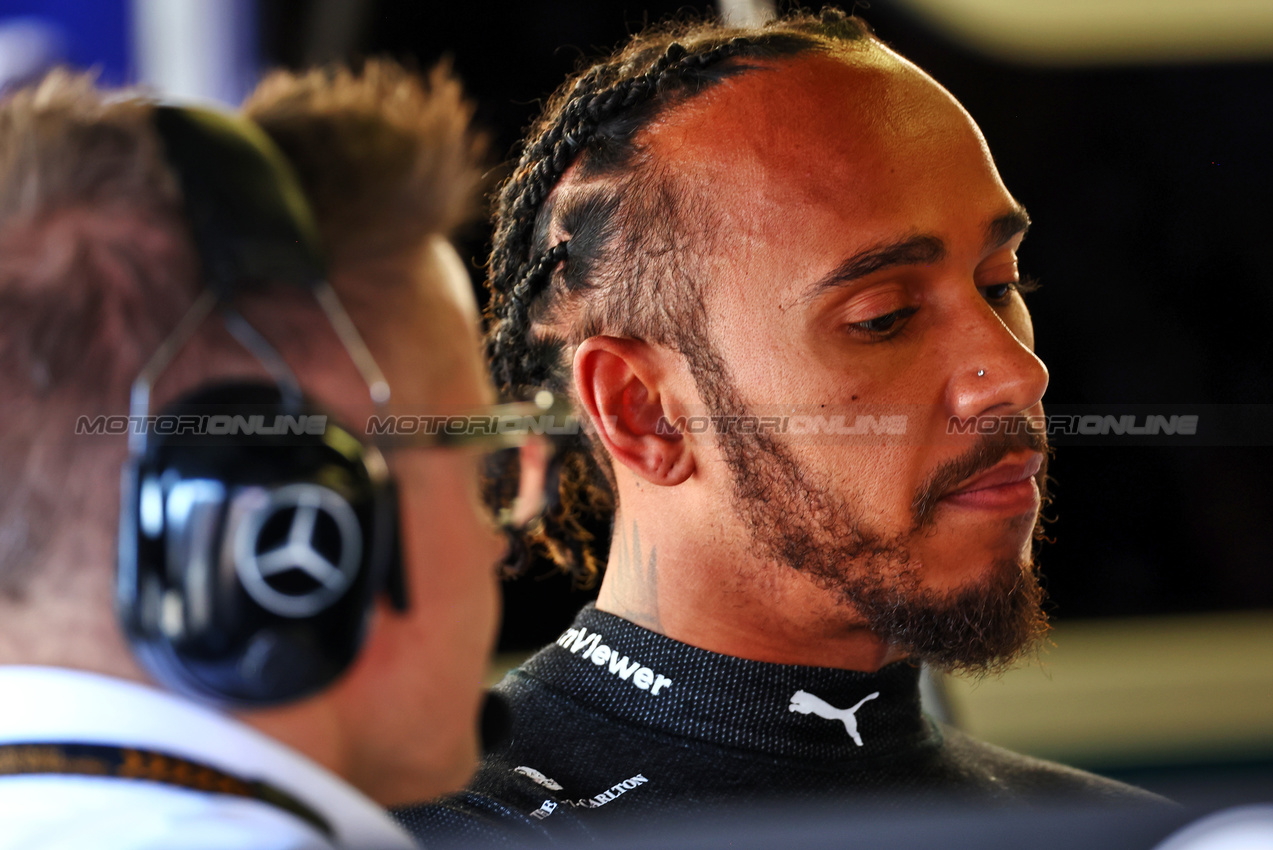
left=573, top=336, right=694, bottom=486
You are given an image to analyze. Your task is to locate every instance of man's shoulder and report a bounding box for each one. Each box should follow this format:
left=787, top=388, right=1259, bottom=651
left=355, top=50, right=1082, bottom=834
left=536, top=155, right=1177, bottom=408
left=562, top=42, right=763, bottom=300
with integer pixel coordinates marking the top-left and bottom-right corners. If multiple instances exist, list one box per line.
left=933, top=724, right=1168, bottom=804
left=0, top=775, right=335, bottom=850
left=396, top=647, right=1170, bottom=845
left=470, top=666, right=1171, bottom=808
left=0, top=667, right=415, bottom=849
left=393, top=664, right=673, bottom=844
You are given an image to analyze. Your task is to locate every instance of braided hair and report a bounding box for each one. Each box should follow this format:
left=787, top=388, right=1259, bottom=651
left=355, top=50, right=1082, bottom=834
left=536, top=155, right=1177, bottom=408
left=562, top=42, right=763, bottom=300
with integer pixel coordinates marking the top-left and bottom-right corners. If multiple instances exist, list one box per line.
left=488, top=7, right=876, bottom=582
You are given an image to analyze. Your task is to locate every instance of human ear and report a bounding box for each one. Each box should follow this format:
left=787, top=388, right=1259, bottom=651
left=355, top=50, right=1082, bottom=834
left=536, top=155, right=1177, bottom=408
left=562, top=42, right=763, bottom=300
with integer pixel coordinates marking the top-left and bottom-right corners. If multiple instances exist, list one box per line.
left=573, top=336, right=694, bottom=486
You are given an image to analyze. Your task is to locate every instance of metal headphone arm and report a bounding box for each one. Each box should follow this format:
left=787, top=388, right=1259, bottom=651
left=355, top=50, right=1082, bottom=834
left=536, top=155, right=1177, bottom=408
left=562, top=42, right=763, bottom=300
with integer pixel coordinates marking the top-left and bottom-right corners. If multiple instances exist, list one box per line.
left=127, top=282, right=392, bottom=456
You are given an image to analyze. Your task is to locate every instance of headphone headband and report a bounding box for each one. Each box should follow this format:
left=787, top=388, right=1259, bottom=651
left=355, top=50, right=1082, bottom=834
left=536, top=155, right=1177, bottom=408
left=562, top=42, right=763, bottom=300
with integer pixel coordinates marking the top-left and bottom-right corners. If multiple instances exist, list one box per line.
left=153, top=105, right=326, bottom=298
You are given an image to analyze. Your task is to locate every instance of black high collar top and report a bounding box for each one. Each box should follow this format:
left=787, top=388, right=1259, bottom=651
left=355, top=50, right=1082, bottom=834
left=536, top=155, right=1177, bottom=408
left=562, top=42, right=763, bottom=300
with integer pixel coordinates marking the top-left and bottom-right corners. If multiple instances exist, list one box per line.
left=522, top=604, right=935, bottom=763
left=395, top=605, right=1160, bottom=845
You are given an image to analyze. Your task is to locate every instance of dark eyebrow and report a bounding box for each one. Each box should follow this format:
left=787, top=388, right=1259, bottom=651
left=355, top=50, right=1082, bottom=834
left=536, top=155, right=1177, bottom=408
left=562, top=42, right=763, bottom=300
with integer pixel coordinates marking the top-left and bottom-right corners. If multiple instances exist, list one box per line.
left=802, top=235, right=944, bottom=303
left=802, top=208, right=1033, bottom=304
left=985, top=207, right=1031, bottom=253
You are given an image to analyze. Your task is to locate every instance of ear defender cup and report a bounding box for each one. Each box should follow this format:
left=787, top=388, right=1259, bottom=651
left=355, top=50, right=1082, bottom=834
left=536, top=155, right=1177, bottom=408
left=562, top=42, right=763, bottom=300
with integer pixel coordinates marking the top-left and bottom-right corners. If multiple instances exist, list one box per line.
left=118, top=382, right=405, bottom=705
left=117, top=104, right=409, bottom=706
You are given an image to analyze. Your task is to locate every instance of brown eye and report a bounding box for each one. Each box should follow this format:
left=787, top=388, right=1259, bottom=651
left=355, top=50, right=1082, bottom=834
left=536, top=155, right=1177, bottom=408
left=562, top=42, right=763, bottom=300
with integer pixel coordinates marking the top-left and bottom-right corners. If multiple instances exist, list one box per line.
left=847, top=306, right=918, bottom=338
left=982, top=283, right=1015, bottom=302
left=982, top=275, right=1041, bottom=305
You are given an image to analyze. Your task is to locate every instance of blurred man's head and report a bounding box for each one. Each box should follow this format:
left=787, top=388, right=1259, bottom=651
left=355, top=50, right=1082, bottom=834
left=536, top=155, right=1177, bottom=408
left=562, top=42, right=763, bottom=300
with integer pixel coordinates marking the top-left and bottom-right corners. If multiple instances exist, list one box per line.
left=485, top=10, right=1050, bottom=674
left=0, top=62, right=500, bottom=804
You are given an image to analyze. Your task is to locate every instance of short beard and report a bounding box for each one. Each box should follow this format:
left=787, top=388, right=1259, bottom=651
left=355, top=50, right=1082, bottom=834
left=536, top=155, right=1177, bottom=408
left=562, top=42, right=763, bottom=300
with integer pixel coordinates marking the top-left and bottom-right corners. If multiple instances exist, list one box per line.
left=683, top=342, right=1051, bottom=675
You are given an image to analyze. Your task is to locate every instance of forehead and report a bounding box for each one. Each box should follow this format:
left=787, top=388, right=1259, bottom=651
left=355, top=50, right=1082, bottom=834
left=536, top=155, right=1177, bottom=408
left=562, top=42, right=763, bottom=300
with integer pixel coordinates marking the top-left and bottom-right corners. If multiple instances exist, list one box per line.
left=644, top=48, right=1015, bottom=284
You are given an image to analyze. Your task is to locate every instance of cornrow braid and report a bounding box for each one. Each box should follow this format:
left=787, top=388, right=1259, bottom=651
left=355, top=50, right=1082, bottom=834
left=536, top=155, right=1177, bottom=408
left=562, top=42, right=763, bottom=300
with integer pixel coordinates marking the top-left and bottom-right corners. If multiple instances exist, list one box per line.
left=489, top=240, right=569, bottom=391
left=486, top=35, right=763, bottom=392
left=486, top=7, right=876, bottom=582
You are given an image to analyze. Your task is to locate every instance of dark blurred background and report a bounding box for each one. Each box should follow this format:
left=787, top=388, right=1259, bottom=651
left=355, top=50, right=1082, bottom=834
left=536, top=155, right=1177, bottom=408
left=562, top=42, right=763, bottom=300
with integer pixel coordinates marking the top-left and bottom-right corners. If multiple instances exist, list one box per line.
left=3, top=0, right=1271, bottom=646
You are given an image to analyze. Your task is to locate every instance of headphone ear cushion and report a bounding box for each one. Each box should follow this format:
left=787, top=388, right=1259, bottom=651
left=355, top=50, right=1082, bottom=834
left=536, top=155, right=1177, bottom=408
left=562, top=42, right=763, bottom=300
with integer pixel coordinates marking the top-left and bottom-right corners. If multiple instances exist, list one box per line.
left=375, top=480, right=409, bottom=613
left=118, top=382, right=400, bottom=706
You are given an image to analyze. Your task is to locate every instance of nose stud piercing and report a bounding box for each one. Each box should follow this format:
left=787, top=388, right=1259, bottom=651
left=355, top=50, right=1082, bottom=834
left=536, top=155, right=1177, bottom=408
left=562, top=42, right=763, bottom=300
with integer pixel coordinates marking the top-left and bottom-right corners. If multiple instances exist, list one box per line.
left=977, top=369, right=986, bottom=377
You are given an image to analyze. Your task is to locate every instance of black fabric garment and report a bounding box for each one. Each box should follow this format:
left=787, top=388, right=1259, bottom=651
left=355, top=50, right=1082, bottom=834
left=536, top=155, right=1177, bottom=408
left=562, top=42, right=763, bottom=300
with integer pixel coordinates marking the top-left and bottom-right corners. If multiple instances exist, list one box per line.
left=396, top=605, right=1165, bottom=845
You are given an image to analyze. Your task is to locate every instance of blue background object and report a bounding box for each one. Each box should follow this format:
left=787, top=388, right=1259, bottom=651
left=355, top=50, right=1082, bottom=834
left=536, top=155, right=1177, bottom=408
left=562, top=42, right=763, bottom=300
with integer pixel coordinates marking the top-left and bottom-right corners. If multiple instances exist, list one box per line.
left=0, top=0, right=131, bottom=84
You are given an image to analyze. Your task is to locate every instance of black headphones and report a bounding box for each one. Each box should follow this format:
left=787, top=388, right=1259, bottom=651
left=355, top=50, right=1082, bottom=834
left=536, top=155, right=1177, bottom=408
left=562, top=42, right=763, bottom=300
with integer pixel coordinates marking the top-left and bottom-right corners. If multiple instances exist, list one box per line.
left=116, top=105, right=407, bottom=707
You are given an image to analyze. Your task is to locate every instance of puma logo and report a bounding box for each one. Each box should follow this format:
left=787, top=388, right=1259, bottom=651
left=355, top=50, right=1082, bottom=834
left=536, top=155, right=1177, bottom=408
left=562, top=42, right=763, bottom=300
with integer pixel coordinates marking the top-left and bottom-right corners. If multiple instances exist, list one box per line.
left=788, top=690, right=880, bottom=746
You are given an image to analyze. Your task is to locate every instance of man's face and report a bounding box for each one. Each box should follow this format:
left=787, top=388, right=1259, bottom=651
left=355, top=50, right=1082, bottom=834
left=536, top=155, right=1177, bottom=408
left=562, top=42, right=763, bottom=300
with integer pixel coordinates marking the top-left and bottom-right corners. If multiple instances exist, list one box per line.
left=651, top=49, right=1050, bottom=670
left=294, top=238, right=504, bottom=801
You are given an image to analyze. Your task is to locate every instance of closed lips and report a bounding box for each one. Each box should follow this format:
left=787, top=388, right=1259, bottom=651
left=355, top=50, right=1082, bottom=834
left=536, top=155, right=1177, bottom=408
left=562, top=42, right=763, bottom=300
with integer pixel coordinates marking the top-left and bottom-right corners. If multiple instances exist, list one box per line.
left=944, top=452, right=1043, bottom=497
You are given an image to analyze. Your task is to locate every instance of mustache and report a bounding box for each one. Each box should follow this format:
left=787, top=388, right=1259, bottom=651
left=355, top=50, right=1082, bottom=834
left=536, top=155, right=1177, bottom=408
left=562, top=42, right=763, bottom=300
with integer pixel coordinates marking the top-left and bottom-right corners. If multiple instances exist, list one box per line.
left=912, top=415, right=1051, bottom=528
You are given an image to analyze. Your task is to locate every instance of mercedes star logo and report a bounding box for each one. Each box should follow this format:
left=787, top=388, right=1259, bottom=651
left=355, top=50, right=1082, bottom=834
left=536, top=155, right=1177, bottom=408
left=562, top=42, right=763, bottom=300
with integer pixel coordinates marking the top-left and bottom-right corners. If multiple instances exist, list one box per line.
left=233, top=483, right=363, bottom=618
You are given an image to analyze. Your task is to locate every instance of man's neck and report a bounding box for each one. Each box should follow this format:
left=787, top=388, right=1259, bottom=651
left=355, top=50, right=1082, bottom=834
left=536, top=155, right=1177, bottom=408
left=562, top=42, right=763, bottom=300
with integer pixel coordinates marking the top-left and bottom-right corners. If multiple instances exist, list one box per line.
left=0, top=600, right=151, bottom=683
left=594, top=512, right=908, bottom=673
